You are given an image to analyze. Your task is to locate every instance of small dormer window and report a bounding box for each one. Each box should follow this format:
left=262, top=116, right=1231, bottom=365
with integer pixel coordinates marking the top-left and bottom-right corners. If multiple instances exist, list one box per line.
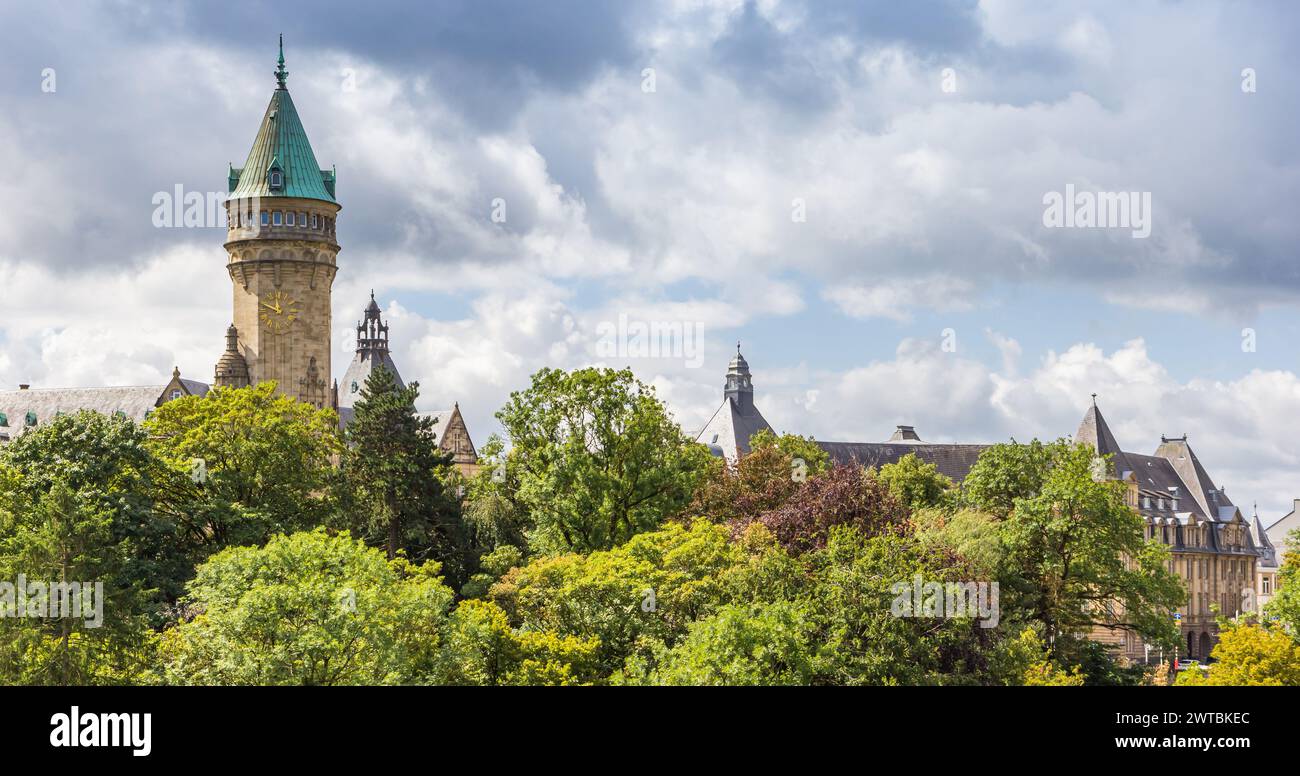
left=171, top=389, right=182, bottom=400
left=0, top=413, right=6, bottom=427
left=269, top=169, right=283, bottom=190
left=25, top=411, right=36, bottom=427
left=350, top=381, right=358, bottom=394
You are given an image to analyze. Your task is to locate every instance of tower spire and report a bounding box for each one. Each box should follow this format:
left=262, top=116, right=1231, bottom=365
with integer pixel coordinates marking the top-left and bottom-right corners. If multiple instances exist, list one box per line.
left=275, top=34, right=289, bottom=89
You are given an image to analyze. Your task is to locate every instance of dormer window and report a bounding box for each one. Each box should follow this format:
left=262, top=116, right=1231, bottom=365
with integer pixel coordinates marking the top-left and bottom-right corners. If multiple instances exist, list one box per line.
left=269, top=169, right=283, bottom=191
left=25, top=411, right=36, bottom=427
left=350, top=381, right=358, bottom=394
left=0, top=413, right=6, bottom=427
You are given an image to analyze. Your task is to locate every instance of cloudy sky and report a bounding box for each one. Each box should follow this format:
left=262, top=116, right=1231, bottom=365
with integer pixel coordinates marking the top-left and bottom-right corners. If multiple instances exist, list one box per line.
left=1, top=0, right=1298, bottom=518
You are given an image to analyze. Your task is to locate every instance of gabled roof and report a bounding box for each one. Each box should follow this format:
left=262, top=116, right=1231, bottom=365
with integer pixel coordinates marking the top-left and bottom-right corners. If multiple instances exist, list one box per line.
left=228, top=43, right=336, bottom=203
left=696, top=396, right=773, bottom=462
left=420, top=404, right=478, bottom=462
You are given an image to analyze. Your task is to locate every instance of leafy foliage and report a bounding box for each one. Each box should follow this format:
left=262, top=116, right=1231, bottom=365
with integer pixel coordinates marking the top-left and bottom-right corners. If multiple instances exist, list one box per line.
left=878, top=452, right=955, bottom=512
left=157, top=528, right=453, bottom=685
left=145, top=382, right=341, bottom=552
left=738, top=464, right=908, bottom=553
left=494, top=367, right=713, bottom=553
left=1174, top=620, right=1300, bottom=686
left=340, top=367, right=465, bottom=580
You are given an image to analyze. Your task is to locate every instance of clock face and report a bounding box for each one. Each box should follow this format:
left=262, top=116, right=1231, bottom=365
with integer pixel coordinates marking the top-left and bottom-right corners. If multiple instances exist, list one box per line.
left=259, top=290, right=301, bottom=334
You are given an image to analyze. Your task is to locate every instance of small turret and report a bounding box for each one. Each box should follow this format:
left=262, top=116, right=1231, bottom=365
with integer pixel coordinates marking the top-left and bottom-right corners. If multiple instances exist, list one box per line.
left=724, top=342, right=755, bottom=414
left=213, top=324, right=250, bottom=389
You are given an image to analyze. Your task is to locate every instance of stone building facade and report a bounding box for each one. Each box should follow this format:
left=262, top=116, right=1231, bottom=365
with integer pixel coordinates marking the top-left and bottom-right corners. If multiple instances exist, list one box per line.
left=217, top=41, right=340, bottom=410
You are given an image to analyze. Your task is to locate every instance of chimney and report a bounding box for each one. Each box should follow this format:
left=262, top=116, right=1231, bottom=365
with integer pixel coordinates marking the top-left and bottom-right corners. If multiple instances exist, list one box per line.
left=18, top=384, right=29, bottom=390
left=890, top=425, right=922, bottom=442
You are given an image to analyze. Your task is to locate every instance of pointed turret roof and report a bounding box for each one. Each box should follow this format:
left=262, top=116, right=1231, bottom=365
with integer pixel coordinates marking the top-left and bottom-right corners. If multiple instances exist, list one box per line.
left=228, top=37, right=337, bottom=203
left=1251, top=505, right=1279, bottom=569
left=1076, top=396, right=1122, bottom=457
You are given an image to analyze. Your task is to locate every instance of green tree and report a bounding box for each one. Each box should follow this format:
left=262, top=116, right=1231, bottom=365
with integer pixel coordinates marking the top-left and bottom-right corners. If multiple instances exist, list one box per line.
left=620, top=601, right=816, bottom=686
left=0, top=471, right=157, bottom=685
left=1265, top=527, right=1300, bottom=635
left=990, top=628, right=1085, bottom=686
left=488, top=520, right=740, bottom=674
left=878, top=452, right=955, bottom=512
left=0, top=411, right=182, bottom=606
left=1175, top=620, right=1300, bottom=686
left=157, top=528, right=453, bottom=685
left=495, top=367, right=713, bottom=553
left=803, top=527, right=995, bottom=685
left=341, top=367, right=465, bottom=579
left=436, top=599, right=599, bottom=685
left=461, top=435, right=532, bottom=561
left=145, top=382, right=341, bottom=552
left=962, top=438, right=1056, bottom=519
left=911, top=507, right=1004, bottom=579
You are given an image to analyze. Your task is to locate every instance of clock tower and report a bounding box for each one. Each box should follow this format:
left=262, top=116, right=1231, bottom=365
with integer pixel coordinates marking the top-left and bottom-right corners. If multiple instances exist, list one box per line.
left=217, top=37, right=339, bottom=408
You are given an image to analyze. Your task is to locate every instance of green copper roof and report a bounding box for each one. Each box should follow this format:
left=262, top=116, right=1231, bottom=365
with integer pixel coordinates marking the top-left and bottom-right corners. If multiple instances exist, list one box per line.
left=228, top=39, right=336, bottom=203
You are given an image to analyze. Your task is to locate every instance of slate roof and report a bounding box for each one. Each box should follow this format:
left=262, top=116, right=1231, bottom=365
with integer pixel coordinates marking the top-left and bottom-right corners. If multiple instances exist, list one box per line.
left=1251, top=511, right=1279, bottom=569
left=228, top=41, right=336, bottom=203
left=339, top=352, right=405, bottom=409
left=817, top=439, right=989, bottom=482
left=696, top=396, right=773, bottom=462
left=0, top=379, right=208, bottom=440
left=1075, top=400, right=1266, bottom=561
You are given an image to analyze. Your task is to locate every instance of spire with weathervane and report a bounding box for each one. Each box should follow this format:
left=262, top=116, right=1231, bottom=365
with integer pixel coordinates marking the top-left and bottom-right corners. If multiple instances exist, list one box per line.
left=275, top=33, right=289, bottom=89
